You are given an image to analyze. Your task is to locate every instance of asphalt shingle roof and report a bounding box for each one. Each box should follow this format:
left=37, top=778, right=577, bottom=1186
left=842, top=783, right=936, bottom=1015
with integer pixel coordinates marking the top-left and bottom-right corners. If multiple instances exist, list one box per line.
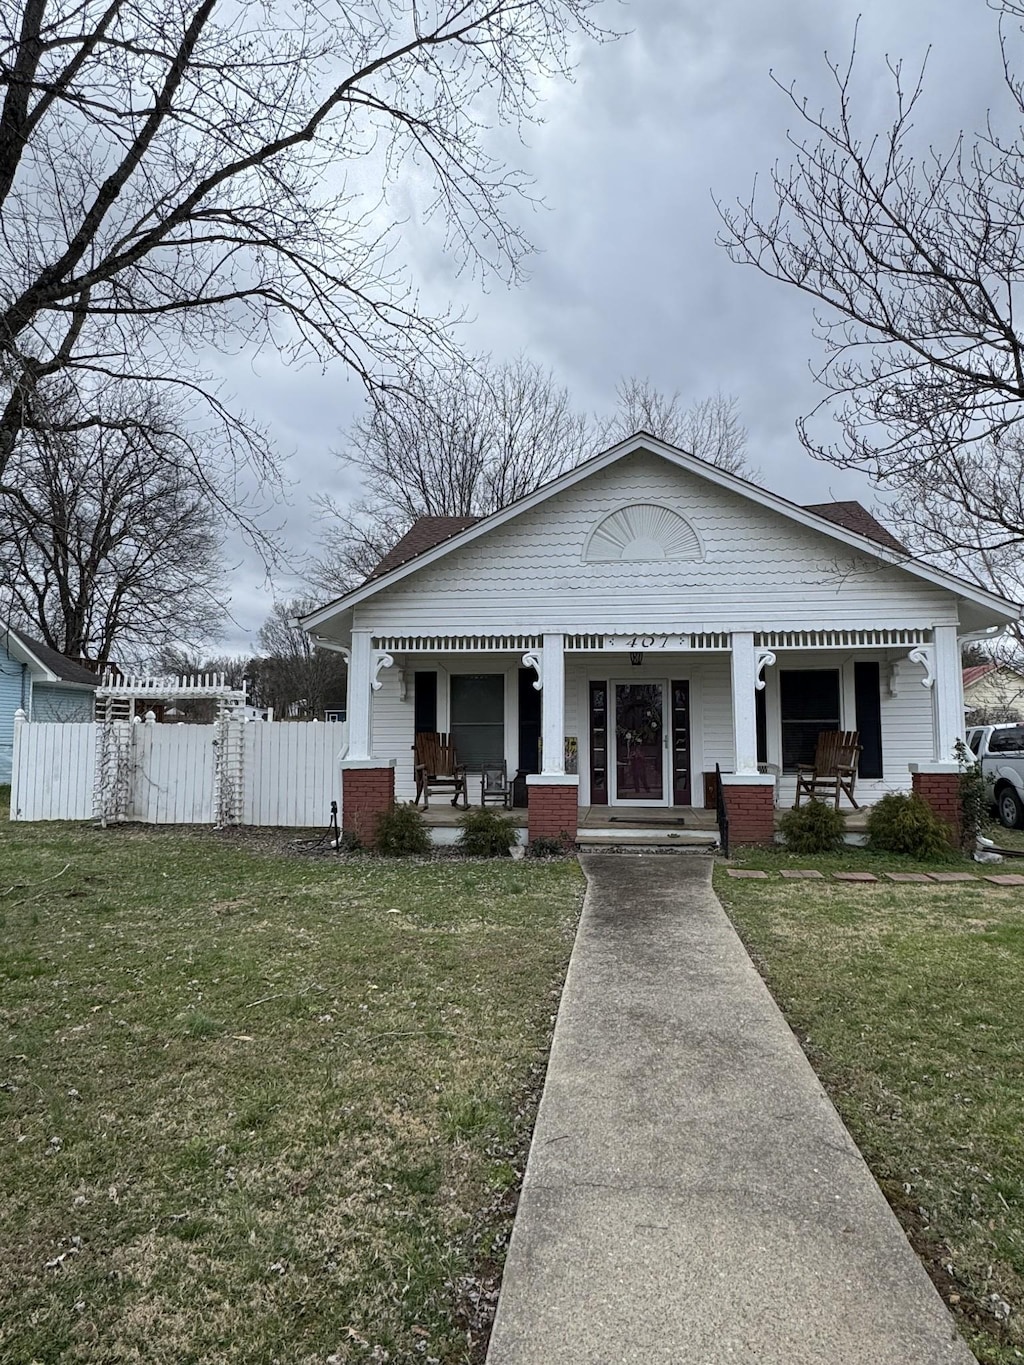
left=801, top=500, right=907, bottom=553
left=8, top=627, right=100, bottom=686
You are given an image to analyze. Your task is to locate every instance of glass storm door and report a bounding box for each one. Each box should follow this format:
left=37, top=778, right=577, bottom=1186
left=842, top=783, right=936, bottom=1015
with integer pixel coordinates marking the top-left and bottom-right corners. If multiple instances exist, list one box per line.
left=612, top=682, right=666, bottom=804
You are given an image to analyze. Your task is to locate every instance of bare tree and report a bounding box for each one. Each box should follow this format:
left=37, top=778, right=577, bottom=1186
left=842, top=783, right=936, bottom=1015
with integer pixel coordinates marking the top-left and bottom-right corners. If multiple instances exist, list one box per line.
left=313, top=353, right=592, bottom=590
left=0, top=386, right=226, bottom=667
left=256, top=599, right=347, bottom=718
left=0, top=0, right=608, bottom=519
left=602, top=380, right=750, bottom=474
left=153, top=647, right=252, bottom=691
left=716, top=9, right=1024, bottom=610
left=150, top=646, right=256, bottom=718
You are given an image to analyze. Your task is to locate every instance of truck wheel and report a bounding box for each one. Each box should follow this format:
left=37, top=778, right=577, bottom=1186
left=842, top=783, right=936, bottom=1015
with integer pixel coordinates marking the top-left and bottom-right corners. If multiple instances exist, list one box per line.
left=997, top=786, right=1024, bottom=830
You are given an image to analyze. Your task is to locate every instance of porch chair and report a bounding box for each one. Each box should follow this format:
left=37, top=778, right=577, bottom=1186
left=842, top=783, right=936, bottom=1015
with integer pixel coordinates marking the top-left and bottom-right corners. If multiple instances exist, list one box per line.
left=413, top=731, right=468, bottom=810
left=794, top=730, right=862, bottom=810
left=480, top=761, right=512, bottom=808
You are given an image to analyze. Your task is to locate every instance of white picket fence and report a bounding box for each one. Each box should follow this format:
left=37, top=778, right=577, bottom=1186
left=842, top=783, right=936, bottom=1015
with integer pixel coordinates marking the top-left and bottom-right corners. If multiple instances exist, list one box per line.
left=10, top=718, right=347, bottom=826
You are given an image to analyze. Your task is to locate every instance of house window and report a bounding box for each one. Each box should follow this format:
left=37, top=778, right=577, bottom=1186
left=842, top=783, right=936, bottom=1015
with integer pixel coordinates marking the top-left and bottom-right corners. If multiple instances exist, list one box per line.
left=450, top=674, right=504, bottom=768
left=780, top=670, right=841, bottom=771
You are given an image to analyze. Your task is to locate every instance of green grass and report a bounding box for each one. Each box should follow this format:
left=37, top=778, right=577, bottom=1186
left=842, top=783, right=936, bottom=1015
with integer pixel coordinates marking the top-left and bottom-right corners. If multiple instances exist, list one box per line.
left=715, top=851, right=1024, bottom=1364
left=988, top=822, right=1024, bottom=855
left=0, top=801, right=583, bottom=1364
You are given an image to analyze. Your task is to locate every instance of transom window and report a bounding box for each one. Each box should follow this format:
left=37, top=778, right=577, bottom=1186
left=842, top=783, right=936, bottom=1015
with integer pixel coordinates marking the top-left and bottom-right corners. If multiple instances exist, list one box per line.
left=780, top=670, right=841, bottom=771
left=450, top=674, right=504, bottom=769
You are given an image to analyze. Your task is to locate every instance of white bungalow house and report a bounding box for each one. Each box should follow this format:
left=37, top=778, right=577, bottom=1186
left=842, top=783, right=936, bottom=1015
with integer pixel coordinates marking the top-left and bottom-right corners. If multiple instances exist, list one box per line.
left=300, top=434, right=1019, bottom=846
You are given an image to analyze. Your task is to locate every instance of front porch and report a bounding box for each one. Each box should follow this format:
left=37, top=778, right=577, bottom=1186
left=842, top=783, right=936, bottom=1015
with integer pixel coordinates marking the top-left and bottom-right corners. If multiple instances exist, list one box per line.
left=340, top=626, right=967, bottom=848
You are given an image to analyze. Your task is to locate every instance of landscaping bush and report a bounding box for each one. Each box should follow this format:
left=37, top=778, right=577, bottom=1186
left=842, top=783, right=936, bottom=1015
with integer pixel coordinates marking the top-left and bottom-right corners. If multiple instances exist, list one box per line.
left=956, top=737, right=989, bottom=849
left=334, top=828, right=363, bottom=854
left=527, top=834, right=569, bottom=858
left=866, top=791, right=955, bottom=859
left=457, top=807, right=520, bottom=857
left=778, top=799, right=845, bottom=854
left=373, top=803, right=431, bottom=856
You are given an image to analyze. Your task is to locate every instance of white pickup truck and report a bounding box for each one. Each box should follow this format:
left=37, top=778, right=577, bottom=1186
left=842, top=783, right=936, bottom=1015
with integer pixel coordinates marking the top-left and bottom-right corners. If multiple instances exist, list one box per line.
left=967, top=723, right=1024, bottom=828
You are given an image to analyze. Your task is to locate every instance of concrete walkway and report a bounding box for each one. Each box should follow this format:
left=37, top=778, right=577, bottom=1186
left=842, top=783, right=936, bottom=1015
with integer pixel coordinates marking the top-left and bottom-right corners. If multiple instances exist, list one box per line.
left=486, top=854, right=975, bottom=1364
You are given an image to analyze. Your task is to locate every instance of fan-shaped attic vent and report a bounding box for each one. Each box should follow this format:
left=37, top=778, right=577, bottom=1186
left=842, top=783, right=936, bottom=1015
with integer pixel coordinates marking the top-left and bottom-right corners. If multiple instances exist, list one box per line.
left=584, top=502, right=702, bottom=563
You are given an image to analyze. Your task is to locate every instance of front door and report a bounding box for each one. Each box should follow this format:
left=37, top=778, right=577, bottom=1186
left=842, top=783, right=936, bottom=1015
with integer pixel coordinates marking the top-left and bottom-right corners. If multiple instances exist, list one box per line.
left=611, top=681, right=667, bottom=804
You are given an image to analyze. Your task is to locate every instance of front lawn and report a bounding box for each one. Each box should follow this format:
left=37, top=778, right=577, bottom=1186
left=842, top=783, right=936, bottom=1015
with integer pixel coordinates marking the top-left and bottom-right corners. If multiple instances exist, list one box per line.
left=0, top=811, right=583, bottom=1364
left=716, top=852, right=1024, bottom=1365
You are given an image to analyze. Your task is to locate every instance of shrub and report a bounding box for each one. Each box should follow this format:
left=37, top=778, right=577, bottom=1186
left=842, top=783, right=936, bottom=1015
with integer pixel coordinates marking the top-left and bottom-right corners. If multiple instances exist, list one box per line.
left=373, top=803, right=431, bottom=856
left=956, top=738, right=989, bottom=849
left=778, top=799, right=845, bottom=854
left=457, top=807, right=520, bottom=857
left=527, top=834, right=572, bottom=858
left=866, top=792, right=954, bottom=860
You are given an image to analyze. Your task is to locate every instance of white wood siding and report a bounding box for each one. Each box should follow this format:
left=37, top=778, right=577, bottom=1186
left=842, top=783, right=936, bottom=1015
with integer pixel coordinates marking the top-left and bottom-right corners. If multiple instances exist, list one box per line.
left=371, top=649, right=937, bottom=807
left=764, top=651, right=933, bottom=804
left=375, top=657, right=523, bottom=803
left=357, top=451, right=956, bottom=635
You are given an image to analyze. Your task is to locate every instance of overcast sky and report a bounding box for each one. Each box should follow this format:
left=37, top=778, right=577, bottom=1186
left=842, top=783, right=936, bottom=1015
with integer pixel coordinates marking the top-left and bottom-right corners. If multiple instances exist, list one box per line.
left=215, top=0, right=1009, bottom=654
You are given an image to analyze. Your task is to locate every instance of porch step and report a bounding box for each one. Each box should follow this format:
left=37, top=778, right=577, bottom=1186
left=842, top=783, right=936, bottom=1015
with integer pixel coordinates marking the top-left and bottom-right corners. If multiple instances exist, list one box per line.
left=575, top=827, right=719, bottom=848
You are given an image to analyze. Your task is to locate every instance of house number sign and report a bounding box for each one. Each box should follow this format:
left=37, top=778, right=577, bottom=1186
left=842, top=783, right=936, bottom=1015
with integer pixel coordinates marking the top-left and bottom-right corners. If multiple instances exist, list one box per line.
left=607, top=635, right=679, bottom=650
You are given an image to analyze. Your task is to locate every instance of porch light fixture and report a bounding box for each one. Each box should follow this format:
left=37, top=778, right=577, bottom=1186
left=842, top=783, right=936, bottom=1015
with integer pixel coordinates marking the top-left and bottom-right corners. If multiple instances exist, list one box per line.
left=630, top=651, right=643, bottom=666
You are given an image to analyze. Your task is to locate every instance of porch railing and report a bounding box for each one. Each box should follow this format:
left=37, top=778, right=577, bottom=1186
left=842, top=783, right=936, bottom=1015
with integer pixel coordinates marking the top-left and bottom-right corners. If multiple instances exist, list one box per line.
left=715, top=763, right=729, bottom=857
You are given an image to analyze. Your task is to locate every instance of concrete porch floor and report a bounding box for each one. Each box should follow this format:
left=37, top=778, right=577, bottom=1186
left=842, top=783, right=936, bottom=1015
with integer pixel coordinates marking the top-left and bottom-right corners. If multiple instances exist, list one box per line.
left=417, top=800, right=870, bottom=841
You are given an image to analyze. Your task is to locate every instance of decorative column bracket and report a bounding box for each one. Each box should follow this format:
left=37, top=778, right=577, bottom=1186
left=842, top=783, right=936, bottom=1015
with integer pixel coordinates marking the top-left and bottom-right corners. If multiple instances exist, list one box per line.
left=522, top=650, right=543, bottom=691
left=908, top=644, right=935, bottom=688
left=754, top=648, right=777, bottom=691
left=371, top=651, right=395, bottom=692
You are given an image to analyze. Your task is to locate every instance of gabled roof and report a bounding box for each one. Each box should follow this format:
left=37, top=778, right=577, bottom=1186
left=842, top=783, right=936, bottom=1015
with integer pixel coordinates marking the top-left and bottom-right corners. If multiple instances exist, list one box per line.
left=366, top=516, right=480, bottom=582
left=301, top=432, right=1020, bottom=634
left=5, top=626, right=99, bottom=687
left=963, top=663, right=998, bottom=690
left=801, top=501, right=907, bottom=554
left=963, top=661, right=1024, bottom=690
left=364, top=500, right=904, bottom=585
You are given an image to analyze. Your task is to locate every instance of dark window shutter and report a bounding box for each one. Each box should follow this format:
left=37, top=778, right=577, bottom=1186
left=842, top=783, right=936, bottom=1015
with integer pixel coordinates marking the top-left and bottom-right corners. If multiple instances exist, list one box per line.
left=414, top=672, right=437, bottom=734
left=518, top=668, right=542, bottom=772
left=589, top=682, right=609, bottom=804
left=671, top=680, right=692, bottom=804
left=755, top=686, right=767, bottom=765
left=854, top=662, right=883, bottom=779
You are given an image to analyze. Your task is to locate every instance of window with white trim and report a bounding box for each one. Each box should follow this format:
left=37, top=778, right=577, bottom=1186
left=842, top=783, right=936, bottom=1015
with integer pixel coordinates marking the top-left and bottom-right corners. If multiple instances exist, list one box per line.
left=450, top=674, right=504, bottom=769
left=779, top=670, right=841, bottom=771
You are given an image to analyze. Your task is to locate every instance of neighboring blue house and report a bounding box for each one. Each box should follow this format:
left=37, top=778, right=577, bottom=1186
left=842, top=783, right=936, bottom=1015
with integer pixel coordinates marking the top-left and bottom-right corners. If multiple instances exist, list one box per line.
left=0, top=627, right=99, bottom=782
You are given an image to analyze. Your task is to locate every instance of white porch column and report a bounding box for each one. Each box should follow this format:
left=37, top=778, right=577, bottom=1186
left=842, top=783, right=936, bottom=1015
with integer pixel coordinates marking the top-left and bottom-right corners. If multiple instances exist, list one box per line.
left=730, top=631, right=759, bottom=775
left=346, top=629, right=373, bottom=760
left=933, top=624, right=965, bottom=762
left=541, top=632, right=566, bottom=776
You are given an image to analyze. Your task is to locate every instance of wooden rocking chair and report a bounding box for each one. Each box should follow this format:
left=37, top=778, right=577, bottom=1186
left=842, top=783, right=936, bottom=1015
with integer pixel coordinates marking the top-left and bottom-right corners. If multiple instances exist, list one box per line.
left=413, top=731, right=468, bottom=810
left=794, top=730, right=862, bottom=810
